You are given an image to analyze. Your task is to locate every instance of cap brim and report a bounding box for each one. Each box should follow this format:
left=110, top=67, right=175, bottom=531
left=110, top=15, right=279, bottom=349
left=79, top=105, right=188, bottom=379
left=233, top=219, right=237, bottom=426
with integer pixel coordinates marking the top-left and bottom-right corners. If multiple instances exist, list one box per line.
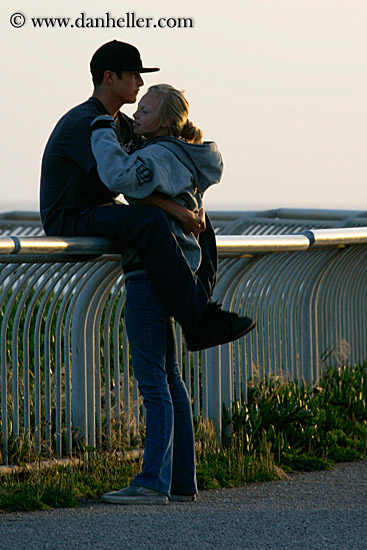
left=107, top=65, right=160, bottom=74
left=134, top=67, right=160, bottom=73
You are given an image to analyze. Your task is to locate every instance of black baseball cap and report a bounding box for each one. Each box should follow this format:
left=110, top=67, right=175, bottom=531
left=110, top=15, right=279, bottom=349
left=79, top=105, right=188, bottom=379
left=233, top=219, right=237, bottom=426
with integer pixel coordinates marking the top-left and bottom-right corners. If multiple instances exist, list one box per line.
left=90, top=40, right=159, bottom=75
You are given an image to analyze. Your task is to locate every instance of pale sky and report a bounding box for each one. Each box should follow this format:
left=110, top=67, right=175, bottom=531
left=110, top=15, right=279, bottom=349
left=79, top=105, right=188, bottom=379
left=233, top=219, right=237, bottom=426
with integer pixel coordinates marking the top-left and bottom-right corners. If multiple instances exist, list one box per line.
left=1, top=0, right=367, bottom=213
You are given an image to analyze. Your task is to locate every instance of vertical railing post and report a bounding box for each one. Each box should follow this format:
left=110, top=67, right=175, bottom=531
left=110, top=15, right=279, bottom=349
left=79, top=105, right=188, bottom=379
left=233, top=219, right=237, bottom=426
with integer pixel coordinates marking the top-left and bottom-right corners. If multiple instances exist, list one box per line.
left=206, top=346, right=222, bottom=444
left=71, top=262, right=119, bottom=447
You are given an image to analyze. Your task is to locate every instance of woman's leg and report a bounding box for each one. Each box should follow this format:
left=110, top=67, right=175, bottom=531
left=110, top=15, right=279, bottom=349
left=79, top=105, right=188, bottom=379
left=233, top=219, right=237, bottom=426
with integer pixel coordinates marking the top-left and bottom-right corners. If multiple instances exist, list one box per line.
left=124, top=274, right=174, bottom=497
left=165, top=319, right=198, bottom=497
left=73, top=203, right=209, bottom=328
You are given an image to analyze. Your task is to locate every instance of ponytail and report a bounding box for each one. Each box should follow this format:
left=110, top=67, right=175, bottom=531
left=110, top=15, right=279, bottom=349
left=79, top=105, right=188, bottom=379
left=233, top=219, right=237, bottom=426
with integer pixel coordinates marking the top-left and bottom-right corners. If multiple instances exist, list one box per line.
left=148, top=84, right=203, bottom=143
left=180, top=120, right=203, bottom=144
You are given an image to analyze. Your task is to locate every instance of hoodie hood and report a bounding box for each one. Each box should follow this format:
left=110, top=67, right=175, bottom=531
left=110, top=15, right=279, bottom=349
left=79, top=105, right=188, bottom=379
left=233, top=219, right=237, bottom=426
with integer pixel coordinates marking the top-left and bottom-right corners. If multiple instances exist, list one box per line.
left=142, top=136, right=223, bottom=193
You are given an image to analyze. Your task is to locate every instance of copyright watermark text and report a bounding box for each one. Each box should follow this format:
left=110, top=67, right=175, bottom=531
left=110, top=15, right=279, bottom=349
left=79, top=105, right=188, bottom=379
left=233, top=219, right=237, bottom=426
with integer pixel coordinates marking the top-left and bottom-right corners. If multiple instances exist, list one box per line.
left=10, top=12, right=194, bottom=29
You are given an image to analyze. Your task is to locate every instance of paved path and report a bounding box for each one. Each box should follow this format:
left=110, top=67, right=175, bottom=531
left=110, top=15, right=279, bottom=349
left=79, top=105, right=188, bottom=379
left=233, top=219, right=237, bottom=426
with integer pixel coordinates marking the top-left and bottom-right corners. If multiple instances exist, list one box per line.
left=1, top=461, right=366, bottom=550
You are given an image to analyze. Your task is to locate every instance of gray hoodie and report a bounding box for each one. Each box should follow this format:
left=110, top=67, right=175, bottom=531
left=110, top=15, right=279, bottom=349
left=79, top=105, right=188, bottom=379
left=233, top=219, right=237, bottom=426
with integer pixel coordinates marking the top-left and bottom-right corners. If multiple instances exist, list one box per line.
left=90, top=115, right=223, bottom=270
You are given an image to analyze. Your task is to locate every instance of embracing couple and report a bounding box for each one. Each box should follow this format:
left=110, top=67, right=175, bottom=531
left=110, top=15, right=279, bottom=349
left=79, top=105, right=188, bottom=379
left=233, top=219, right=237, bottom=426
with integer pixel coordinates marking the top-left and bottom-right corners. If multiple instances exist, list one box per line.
left=40, top=40, right=255, bottom=505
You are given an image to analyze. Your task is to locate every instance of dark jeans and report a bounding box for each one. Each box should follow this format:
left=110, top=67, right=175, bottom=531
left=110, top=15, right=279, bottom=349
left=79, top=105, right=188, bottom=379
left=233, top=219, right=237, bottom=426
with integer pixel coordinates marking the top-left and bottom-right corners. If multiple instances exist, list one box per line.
left=67, top=203, right=217, bottom=331
left=125, top=274, right=197, bottom=497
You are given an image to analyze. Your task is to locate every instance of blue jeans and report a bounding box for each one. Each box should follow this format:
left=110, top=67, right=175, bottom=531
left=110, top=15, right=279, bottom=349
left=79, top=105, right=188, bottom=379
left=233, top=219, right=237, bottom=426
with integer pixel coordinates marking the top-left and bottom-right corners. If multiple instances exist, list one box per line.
left=125, top=274, right=198, bottom=497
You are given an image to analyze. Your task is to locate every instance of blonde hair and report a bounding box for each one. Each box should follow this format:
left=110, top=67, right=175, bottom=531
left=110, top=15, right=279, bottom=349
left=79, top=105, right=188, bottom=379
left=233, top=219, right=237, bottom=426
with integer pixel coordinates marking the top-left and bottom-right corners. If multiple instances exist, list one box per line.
left=147, top=84, right=203, bottom=144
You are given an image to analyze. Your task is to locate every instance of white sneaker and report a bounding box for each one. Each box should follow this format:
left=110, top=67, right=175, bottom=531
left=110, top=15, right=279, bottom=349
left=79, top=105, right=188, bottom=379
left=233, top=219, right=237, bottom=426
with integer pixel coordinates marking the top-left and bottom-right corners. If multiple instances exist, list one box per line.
left=101, top=485, right=168, bottom=505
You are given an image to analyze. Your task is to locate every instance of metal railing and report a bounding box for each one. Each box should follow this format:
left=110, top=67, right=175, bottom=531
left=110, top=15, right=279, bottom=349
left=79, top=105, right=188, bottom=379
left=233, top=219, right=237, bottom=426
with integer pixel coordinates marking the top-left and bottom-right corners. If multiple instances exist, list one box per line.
left=1, top=209, right=367, bottom=463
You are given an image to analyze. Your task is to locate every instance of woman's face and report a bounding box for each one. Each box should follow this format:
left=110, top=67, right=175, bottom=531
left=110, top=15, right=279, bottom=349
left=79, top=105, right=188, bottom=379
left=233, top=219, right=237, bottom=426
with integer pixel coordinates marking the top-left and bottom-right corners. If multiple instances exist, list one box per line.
left=133, top=92, right=166, bottom=139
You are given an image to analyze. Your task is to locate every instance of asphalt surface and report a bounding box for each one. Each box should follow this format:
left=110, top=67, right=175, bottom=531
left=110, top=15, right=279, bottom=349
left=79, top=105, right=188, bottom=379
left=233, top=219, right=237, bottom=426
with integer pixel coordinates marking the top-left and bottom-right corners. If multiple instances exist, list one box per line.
left=0, top=461, right=366, bottom=550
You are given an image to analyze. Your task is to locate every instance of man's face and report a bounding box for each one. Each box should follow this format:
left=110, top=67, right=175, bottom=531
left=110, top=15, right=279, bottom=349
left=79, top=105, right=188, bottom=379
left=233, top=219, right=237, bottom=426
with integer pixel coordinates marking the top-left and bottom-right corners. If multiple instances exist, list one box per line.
left=112, top=71, right=144, bottom=104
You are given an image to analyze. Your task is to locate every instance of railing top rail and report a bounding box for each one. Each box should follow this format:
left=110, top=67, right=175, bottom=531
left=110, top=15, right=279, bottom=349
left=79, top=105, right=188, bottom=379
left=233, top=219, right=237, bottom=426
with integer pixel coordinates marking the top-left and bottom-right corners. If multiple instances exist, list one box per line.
left=1, top=207, right=367, bottom=223
left=310, top=227, right=367, bottom=247
left=1, top=227, right=367, bottom=259
left=216, top=234, right=310, bottom=255
left=0, top=236, right=116, bottom=255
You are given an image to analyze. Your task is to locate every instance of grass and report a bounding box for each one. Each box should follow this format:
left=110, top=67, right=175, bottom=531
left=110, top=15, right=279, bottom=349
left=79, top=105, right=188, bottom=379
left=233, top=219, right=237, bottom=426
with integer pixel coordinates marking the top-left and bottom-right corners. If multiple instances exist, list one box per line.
left=232, top=362, right=367, bottom=471
left=0, top=453, right=141, bottom=513
left=1, top=363, right=367, bottom=512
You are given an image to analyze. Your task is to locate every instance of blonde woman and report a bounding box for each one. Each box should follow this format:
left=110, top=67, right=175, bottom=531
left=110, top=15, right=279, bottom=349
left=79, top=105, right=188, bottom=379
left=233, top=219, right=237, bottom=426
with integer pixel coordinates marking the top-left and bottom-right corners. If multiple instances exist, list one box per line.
left=91, top=84, right=222, bottom=274
left=91, top=85, right=255, bottom=505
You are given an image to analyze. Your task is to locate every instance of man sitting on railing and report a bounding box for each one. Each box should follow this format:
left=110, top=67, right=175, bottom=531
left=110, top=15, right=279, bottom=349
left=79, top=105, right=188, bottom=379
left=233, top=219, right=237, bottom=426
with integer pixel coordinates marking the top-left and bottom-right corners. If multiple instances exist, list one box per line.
left=40, top=40, right=254, bottom=351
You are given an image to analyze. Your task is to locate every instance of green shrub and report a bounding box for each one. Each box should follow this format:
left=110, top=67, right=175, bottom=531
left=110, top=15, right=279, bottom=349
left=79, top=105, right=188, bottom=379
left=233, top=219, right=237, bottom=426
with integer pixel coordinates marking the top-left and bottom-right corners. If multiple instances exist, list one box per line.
left=230, top=364, right=367, bottom=471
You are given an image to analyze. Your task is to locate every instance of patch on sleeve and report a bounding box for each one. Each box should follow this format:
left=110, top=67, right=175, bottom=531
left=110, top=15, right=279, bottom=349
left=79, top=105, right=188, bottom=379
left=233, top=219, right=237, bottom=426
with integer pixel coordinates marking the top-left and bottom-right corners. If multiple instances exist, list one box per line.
left=136, top=160, right=153, bottom=186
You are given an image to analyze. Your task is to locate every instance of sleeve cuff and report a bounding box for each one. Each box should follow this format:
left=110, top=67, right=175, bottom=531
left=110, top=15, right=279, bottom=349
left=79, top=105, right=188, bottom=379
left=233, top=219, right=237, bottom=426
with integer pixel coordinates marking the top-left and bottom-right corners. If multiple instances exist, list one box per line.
left=90, top=115, right=115, bottom=132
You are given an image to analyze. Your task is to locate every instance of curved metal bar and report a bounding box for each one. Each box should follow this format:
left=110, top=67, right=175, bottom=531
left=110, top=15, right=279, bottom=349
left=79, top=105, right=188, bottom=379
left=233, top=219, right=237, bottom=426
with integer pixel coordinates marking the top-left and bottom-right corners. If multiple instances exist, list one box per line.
left=63, top=262, right=96, bottom=454
left=71, top=262, right=115, bottom=445
left=3, top=212, right=367, bottom=456
left=0, top=264, right=29, bottom=464
left=112, top=279, right=126, bottom=448
left=22, top=264, right=53, bottom=449
left=41, top=263, right=74, bottom=455
left=92, top=265, right=122, bottom=449
left=54, top=263, right=88, bottom=456
left=11, top=264, right=42, bottom=441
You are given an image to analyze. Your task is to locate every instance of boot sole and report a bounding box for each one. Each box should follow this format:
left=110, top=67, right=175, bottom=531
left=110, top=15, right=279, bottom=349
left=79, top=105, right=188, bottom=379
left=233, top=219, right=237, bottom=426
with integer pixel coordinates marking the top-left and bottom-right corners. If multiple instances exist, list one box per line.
left=187, top=320, right=256, bottom=352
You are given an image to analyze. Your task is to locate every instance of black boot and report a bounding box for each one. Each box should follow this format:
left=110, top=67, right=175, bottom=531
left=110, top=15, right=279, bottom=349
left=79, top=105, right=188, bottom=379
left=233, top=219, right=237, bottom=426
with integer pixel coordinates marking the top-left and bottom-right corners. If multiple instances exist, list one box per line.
left=184, top=302, right=255, bottom=352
